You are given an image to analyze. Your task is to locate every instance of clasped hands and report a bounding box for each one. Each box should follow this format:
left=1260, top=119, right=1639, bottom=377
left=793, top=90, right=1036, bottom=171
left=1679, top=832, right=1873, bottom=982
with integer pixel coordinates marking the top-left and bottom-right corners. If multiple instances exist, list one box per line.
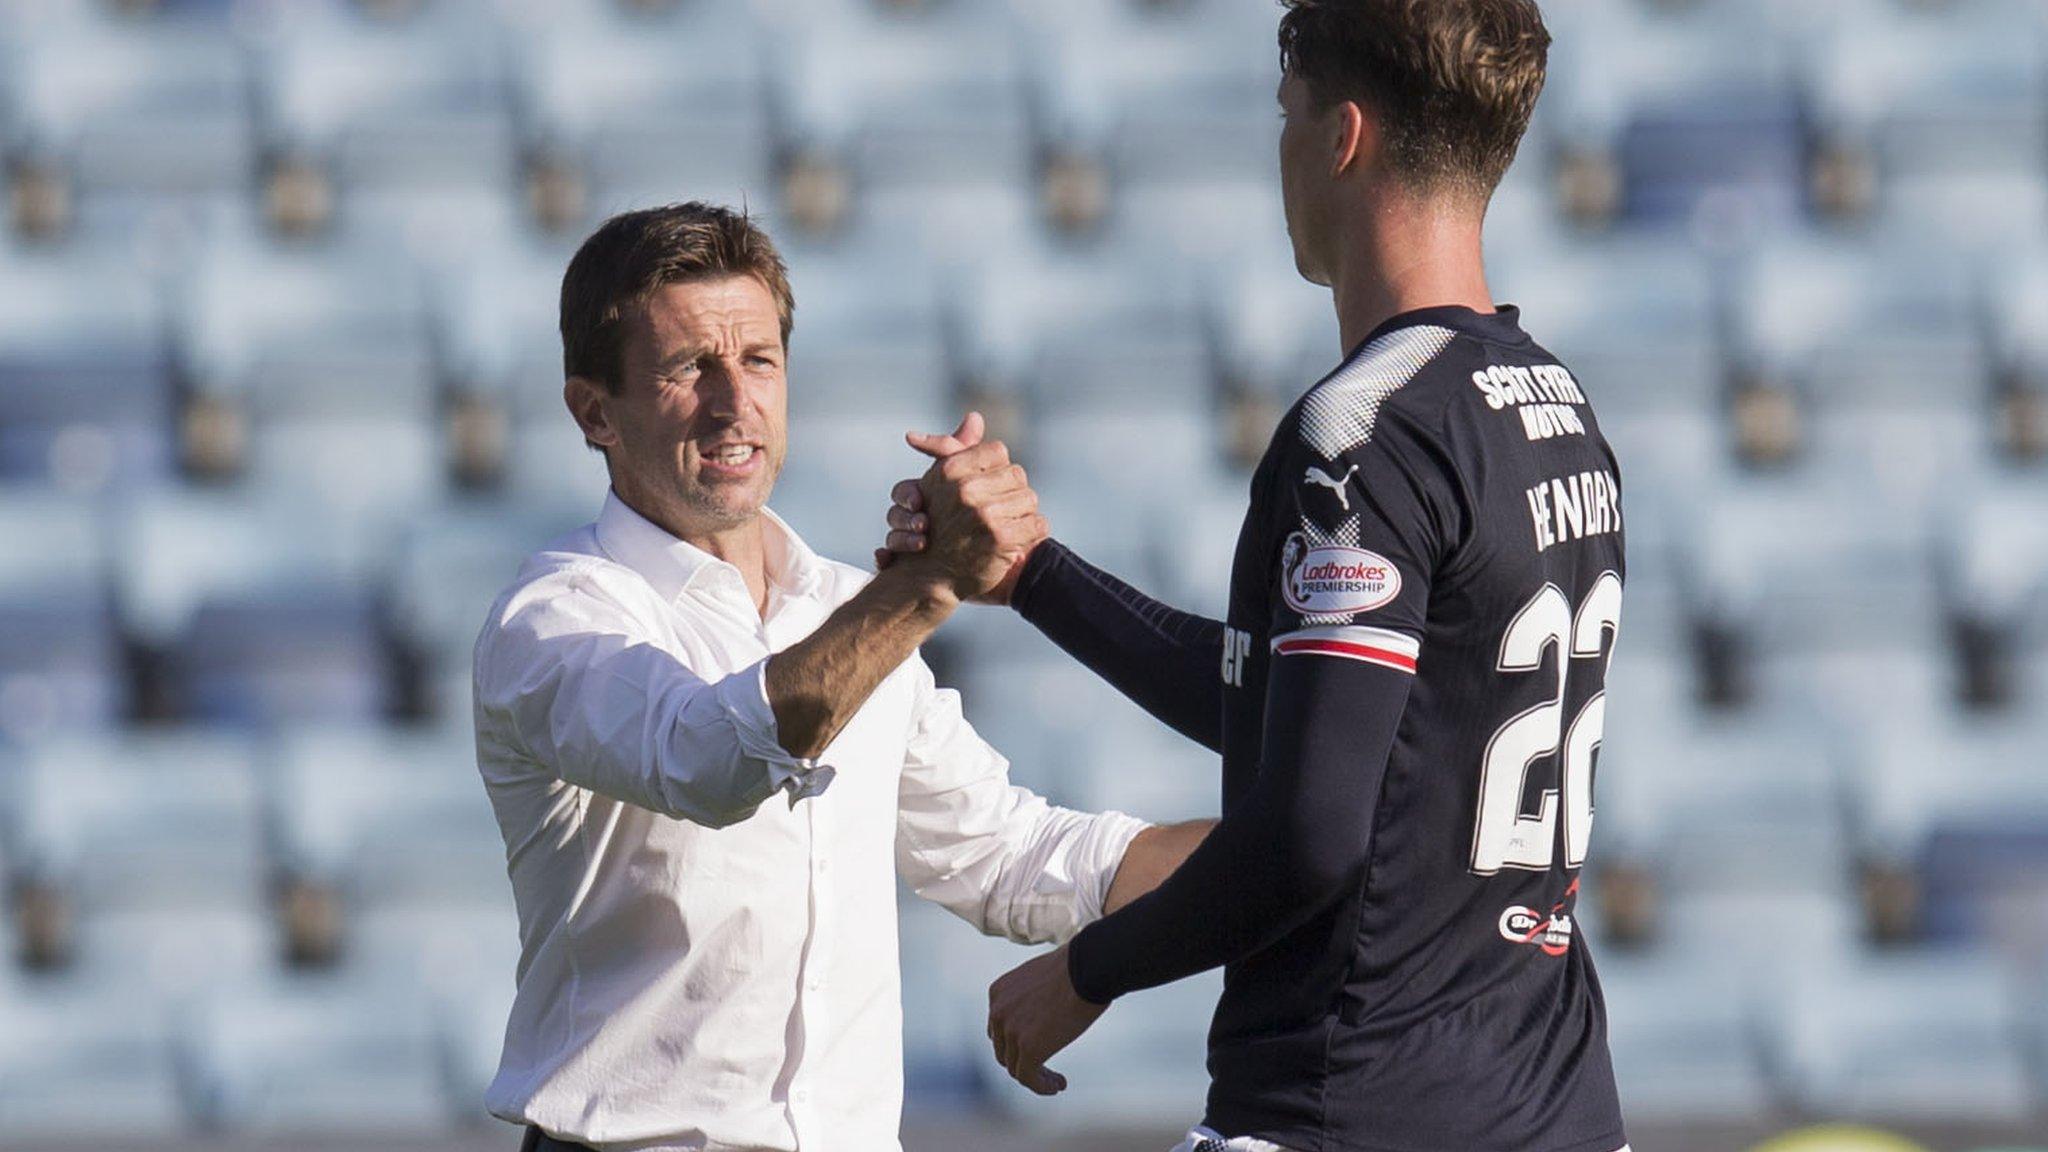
left=872, top=411, right=1047, bottom=606
left=874, top=413, right=1108, bottom=1097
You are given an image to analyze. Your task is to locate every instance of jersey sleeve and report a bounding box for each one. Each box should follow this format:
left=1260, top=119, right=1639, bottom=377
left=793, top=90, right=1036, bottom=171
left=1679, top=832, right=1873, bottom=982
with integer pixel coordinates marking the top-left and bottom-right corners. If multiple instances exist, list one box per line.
left=1269, top=394, right=1463, bottom=671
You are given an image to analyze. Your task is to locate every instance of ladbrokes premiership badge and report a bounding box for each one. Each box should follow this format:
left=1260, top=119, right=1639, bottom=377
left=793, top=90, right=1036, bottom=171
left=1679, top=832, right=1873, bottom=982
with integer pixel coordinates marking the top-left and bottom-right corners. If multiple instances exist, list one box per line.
left=1281, top=531, right=1401, bottom=616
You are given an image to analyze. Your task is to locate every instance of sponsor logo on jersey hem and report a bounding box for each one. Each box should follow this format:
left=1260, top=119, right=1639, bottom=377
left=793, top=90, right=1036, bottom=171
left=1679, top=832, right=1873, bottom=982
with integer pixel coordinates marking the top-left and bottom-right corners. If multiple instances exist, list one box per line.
left=1497, top=905, right=1573, bottom=956
left=1281, top=532, right=1401, bottom=616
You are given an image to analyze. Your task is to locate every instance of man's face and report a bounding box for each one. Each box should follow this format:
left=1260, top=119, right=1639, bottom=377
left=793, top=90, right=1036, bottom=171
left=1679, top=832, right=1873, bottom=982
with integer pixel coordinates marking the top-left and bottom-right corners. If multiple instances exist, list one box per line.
left=1278, top=72, right=1334, bottom=286
left=601, top=275, right=788, bottom=537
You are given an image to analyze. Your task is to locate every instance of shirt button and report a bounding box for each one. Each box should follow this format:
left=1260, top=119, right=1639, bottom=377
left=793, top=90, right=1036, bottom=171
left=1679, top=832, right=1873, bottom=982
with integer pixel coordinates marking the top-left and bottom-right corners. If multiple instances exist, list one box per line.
left=792, top=1087, right=810, bottom=1104
left=815, top=857, right=830, bottom=874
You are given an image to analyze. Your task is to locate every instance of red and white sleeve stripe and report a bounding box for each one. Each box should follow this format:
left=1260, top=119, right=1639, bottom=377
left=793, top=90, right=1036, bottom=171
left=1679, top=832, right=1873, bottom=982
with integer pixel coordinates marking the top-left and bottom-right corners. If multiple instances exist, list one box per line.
left=1270, top=625, right=1421, bottom=674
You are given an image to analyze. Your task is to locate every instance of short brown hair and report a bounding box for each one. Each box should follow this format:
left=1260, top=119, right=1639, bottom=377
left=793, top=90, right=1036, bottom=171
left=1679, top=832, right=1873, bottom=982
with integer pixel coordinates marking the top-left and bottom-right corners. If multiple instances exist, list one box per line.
left=560, top=202, right=795, bottom=394
left=1279, top=0, right=1550, bottom=199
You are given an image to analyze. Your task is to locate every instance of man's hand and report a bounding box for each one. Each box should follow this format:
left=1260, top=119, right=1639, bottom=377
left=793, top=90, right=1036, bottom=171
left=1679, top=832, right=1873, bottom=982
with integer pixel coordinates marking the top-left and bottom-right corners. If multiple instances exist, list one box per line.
left=985, top=943, right=1106, bottom=1096
left=873, top=412, right=1046, bottom=601
left=873, top=413, right=1047, bottom=605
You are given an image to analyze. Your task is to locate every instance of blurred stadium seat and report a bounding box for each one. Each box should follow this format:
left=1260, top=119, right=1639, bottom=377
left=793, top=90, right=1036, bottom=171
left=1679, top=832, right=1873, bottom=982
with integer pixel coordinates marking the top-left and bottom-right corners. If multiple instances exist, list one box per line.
left=0, top=21, right=253, bottom=206
left=511, top=0, right=772, bottom=222
left=1596, top=956, right=1774, bottom=1123
left=0, top=985, right=186, bottom=1136
left=186, top=974, right=454, bottom=1131
left=0, top=244, right=173, bottom=487
left=0, top=487, right=122, bottom=735
left=253, top=8, right=519, bottom=217
left=1771, top=949, right=2034, bottom=1123
left=1545, top=0, right=1808, bottom=228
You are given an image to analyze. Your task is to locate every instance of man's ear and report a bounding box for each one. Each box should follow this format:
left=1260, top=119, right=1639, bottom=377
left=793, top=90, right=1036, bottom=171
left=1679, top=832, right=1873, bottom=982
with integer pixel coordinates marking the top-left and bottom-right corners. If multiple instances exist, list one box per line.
left=1331, top=99, right=1372, bottom=178
left=565, top=375, right=620, bottom=451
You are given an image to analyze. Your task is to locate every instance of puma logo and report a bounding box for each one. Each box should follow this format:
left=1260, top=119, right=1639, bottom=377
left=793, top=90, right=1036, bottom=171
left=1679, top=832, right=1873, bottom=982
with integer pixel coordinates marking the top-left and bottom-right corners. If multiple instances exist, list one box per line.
left=1303, top=464, right=1359, bottom=511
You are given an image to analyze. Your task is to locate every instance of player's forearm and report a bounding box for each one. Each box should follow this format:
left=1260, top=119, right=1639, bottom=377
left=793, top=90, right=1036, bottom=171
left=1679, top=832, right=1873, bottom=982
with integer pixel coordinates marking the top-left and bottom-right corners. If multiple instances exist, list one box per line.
left=1010, top=540, right=1227, bottom=752
left=1102, top=819, right=1215, bottom=915
left=1065, top=656, right=1410, bottom=1004
left=766, top=563, right=958, bottom=760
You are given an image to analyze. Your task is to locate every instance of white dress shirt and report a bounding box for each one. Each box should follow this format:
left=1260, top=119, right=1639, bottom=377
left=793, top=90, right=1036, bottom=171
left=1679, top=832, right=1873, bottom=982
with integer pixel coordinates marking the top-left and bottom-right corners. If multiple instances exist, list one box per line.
left=472, top=491, right=1147, bottom=1152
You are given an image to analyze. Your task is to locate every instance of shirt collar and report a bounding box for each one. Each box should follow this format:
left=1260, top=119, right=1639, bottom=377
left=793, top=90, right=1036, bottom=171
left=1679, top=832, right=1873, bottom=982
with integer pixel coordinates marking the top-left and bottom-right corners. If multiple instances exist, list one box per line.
left=593, top=489, right=828, bottom=605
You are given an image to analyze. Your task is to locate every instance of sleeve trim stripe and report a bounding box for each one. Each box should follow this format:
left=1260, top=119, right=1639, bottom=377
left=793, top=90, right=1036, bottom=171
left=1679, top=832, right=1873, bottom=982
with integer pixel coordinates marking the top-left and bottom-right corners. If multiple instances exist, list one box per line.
left=1272, top=637, right=1418, bottom=673
left=1271, top=624, right=1421, bottom=659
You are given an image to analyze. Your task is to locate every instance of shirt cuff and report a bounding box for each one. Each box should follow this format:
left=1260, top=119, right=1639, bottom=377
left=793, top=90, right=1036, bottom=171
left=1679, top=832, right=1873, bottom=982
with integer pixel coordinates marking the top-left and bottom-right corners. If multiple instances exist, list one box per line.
left=1069, top=808, right=1151, bottom=927
left=714, top=659, right=838, bottom=808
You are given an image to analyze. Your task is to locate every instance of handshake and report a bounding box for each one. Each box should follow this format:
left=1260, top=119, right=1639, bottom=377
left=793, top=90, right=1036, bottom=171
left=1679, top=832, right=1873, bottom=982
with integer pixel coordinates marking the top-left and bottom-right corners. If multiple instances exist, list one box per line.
left=870, top=412, right=1049, bottom=605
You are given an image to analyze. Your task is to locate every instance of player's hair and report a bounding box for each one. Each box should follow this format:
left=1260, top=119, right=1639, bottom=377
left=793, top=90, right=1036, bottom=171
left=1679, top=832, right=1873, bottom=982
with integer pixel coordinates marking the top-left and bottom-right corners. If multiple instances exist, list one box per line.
left=559, top=201, right=795, bottom=395
left=1279, top=0, right=1551, bottom=200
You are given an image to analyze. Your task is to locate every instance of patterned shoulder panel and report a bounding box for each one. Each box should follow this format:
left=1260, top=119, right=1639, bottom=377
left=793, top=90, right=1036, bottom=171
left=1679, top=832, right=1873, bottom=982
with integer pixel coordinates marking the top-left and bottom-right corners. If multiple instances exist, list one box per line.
left=1297, top=325, right=1457, bottom=461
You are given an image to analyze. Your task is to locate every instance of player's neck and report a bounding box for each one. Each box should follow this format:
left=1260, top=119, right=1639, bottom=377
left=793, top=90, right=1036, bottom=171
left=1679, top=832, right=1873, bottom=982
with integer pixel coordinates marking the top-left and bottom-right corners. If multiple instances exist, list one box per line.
left=1328, top=197, right=1493, bottom=355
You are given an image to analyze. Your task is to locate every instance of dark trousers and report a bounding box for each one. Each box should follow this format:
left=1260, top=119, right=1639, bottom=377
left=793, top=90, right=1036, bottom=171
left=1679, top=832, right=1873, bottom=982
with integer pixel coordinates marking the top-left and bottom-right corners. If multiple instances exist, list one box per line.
left=520, top=1126, right=597, bottom=1152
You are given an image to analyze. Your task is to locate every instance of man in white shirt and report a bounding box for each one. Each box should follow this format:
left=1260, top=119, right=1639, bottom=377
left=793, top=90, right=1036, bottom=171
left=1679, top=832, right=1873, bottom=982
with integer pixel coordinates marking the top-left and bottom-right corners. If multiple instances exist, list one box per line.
left=472, top=202, right=1208, bottom=1152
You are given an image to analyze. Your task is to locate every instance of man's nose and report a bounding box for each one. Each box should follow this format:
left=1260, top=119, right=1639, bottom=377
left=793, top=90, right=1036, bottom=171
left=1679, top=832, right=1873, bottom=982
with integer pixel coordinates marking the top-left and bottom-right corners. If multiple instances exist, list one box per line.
left=696, top=360, right=748, bottom=419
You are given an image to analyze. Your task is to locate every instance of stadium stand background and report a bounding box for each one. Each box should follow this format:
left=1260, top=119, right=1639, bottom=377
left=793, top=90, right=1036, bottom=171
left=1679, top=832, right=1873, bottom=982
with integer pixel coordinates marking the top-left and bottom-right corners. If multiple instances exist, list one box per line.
left=0, top=0, right=2045, bottom=1148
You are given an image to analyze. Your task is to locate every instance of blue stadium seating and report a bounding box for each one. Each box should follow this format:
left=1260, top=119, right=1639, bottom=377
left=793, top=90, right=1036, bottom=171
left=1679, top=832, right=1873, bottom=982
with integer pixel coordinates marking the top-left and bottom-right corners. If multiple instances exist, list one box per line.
left=10, top=731, right=265, bottom=914
left=1947, top=479, right=2048, bottom=647
left=1730, top=236, right=1989, bottom=489
left=1599, top=710, right=1852, bottom=904
left=896, top=895, right=1026, bottom=1109
left=513, top=0, right=772, bottom=212
left=1688, top=475, right=1944, bottom=660
left=0, top=0, right=2042, bottom=1135
left=1034, top=0, right=1280, bottom=195
left=1596, top=956, right=1773, bottom=1122
left=1854, top=717, right=2048, bottom=946
left=956, top=247, right=1220, bottom=505
left=0, top=487, right=122, bottom=734
left=1546, top=0, right=1808, bottom=227
left=0, top=245, right=173, bottom=487
left=1772, top=949, right=2034, bottom=1122
left=178, top=228, right=441, bottom=511
left=0, top=19, right=251, bottom=210
left=186, top=973, right=454, bottom=1130
left=254, top=8, right=519, bottom=195
left=1491, top=237, right=1724, bottom=492
left=778, top=4, right=1035, bottom=195
left=268, top=724, right=508, bottom=908
left=0, top=984, right=187, bottom=1136
left=1811, top=1, right=2048, bottom=193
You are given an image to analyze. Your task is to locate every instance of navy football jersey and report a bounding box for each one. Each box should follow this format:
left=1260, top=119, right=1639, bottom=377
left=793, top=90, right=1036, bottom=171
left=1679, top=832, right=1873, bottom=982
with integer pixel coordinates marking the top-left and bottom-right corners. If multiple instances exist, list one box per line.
left=1203, top=304, right=1627, bottom=1149
left=1018, top=303, right=1628, bottom=1152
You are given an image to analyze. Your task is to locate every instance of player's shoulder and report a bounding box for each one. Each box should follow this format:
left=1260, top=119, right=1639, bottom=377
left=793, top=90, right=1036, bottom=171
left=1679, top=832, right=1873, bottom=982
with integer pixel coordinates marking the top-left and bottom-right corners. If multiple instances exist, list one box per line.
left=1298, top=306, right=1590, bottom=453
left=1286, top=309, right=1488, bottom=462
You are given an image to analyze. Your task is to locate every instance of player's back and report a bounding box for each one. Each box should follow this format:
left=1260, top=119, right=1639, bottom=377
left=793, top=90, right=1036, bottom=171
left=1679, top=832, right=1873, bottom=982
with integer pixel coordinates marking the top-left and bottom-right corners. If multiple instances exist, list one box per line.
left=1212, top=304, right=1628, bottom=1152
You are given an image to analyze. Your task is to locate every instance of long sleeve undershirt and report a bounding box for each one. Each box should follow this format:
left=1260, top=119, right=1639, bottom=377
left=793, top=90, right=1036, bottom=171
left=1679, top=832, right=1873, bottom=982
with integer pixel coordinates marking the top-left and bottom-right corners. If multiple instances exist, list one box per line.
left=1009, top=540, right=1227, bottom=752
left=1064, top=651, right=1414, bottom=1004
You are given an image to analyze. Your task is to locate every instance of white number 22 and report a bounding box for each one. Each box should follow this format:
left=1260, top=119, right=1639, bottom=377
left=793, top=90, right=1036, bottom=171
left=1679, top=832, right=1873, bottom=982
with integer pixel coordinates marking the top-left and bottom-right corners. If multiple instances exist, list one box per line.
left=1470, top=573, right=1622, bottom=875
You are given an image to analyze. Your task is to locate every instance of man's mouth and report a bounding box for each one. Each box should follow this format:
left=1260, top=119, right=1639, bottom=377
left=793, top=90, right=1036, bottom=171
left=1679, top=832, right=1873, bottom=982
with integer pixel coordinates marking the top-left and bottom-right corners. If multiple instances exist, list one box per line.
left=699, top=441, right=764, bottom=475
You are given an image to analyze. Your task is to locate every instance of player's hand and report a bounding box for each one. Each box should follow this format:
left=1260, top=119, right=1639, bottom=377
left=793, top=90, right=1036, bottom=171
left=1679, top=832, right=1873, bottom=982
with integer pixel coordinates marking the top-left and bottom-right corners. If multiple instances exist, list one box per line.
left=985, top=943, right=1105, bottom=1096
left=873, top=413, right=1047, bottom=605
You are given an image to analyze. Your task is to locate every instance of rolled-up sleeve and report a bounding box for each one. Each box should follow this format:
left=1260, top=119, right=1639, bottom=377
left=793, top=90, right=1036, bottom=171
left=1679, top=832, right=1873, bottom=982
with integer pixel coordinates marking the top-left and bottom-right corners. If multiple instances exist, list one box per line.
left=474, top=564, right=833, bottom=828
left=894, top=657, right=1148, bottom=945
